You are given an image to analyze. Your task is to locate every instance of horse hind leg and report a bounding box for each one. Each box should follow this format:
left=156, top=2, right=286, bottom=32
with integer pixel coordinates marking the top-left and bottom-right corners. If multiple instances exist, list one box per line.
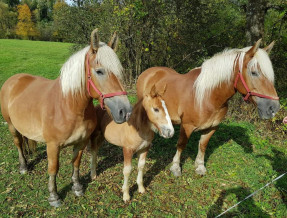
left=89, top=131, right=105, bottom=180
left=71, top=143, right=85, bottom=197
left=170, top=124, right=194, bottom=177
left=194, top=127, right=217, bottom=175
left=8, top=124, right=28, bottom=174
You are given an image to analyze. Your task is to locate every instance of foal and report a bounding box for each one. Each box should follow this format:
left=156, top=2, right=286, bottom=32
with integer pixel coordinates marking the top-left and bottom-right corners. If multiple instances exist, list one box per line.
left=90, top=85, right=174, bottom=202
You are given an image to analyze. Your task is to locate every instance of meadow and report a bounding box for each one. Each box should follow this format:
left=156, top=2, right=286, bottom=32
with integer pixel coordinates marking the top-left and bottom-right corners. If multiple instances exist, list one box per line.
left=0, top=39, right=286, bottom=217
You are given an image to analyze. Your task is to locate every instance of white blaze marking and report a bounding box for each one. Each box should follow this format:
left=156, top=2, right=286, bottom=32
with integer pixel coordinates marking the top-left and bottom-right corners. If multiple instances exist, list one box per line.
left=161, top=100, right=174, bottom=133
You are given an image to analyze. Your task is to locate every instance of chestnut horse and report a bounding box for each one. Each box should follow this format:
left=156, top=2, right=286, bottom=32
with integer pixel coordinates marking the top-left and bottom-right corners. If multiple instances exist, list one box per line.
left=90, top=84, right=174, bottom=202
left=0, top=29, right=132, bottom=207
left=136, top=40, right=280, bottom=177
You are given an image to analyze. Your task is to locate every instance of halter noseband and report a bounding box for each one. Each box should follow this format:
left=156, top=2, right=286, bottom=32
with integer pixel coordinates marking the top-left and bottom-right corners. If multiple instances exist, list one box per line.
left=233, top=55, right=279, bottom=102
left=86, top=53, right=127, bottom=109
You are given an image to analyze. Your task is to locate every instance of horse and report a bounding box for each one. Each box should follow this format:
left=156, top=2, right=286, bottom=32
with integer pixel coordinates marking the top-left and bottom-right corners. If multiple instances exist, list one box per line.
left=136, top=39, right=280, bottom=177
left=90, top=84, right=174, bottom=202
left=0, top=29, right=132, bottom=207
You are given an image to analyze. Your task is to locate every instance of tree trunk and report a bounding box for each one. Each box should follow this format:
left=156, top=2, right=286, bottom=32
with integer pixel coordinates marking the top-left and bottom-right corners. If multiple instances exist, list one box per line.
left=246, top=0, right=268, bottom=45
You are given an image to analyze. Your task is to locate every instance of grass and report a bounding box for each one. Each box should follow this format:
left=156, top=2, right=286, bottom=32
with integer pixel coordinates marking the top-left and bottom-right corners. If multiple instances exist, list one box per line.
left=0, top=39, right=286, bottom=217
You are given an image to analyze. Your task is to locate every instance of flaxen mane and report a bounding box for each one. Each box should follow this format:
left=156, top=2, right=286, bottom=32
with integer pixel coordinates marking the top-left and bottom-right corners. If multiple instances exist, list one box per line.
left=60, top=43, right=123, bottom=97
left=194, top=47, right=275, bottom=107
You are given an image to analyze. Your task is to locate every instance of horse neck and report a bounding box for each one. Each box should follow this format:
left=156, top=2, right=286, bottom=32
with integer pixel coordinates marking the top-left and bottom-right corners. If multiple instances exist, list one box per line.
left=128, top=98, right=150, bottom=131
left=58, top=78, right=92, bottom=113
left=191, top=66, right=237, bottom=109
left=206, top=70, right=237, bottom=108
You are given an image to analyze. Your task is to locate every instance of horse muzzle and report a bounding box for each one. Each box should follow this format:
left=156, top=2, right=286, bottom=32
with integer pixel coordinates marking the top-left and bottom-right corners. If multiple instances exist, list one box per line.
left=104, top=96, right=132, bottom=124
left=160, top=126, right=175, bottom=139
left=256, top=97, right=280, bottom=119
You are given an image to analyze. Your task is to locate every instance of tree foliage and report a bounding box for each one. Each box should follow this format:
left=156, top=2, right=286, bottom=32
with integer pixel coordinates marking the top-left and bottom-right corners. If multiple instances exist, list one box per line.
left=0, top=0, right=286, bottom=96
left=15, top=4, right=38, bottom=39
left=0, top=2, right=17, bottom=38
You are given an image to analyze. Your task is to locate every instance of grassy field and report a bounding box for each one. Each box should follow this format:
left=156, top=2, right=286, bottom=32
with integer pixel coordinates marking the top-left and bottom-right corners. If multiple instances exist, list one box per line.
left=0, top=39, right=286, bottom=217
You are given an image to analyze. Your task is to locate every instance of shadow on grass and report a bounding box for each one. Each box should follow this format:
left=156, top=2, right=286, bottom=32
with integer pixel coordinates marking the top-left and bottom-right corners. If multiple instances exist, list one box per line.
left=207, top=187, right=270, bottom=217
left=257, top=148, right=287, bottom=208
left=128, top=123, right=252, bottom=199
left=25, top=122, right=254, bottom=202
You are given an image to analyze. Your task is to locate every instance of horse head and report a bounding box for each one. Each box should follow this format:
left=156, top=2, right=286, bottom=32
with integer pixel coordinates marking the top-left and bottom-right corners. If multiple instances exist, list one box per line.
left=86, top=29, right=132, bottom=123
left=234, top=39, right=280, bottom=119
left=143, top=84, right=174, bottom=138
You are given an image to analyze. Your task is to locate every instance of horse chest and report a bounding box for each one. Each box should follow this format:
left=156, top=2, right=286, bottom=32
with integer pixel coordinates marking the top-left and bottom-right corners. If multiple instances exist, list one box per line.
left=135, top=139, right=151, bottom=152
left=197, top=107, right=227, bottom=130
left=64, top=122, right=93, bottom=145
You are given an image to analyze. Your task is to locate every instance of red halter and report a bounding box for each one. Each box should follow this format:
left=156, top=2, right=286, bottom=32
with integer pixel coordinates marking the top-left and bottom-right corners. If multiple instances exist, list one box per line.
left=86, top=53, right=127, bottom=109
left=234, top=70, right=279, bottom=101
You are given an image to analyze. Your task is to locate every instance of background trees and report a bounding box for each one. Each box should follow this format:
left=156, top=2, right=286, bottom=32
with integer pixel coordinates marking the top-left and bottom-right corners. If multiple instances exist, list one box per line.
left=0, top=0, right=286, bottom=95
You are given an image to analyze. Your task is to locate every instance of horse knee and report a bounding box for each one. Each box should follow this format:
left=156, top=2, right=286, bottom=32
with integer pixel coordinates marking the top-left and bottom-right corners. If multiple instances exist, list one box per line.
left=123, top=165, right=132, bottom=176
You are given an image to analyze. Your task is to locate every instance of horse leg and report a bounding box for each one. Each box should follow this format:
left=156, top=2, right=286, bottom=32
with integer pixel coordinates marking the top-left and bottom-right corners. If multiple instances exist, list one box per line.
left=195, top=127, right=217, bottom=175
left=8, top=124, right=27, bottom=174
left=122, top=147, right=133, bottom=202
left=170, top=124, right=195, bottom=177
left=136, top=145, right=151, bottom=194
left=71, top=144, right=85, bottom=197
left=90, top=132, right=104, bottom=180
left=47, top=142, right=61, bottom=207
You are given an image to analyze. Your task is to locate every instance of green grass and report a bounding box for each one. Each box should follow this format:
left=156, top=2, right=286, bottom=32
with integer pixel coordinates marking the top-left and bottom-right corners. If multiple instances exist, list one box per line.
left=0, top=39, right=286, bottom=217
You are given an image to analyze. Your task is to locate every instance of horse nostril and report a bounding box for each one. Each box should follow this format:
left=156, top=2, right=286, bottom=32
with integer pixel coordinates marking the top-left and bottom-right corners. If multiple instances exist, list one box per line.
left=119, top=109, right=124, bottom=116
left=269, top=105, right=274, bottom=114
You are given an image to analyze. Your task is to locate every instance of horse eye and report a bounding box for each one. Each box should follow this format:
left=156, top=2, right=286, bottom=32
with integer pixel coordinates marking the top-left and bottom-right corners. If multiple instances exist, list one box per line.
left=251, top=71, right=258, bottom=76
left=153, top=108, right=159, bottom=112
left=96, top=70, right=104, bottom=75
left=93, top=69, right=104, bottom=76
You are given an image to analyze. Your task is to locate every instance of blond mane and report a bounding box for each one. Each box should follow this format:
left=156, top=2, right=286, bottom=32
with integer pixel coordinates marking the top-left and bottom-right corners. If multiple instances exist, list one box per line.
left=60, top=42, right=123, bottom=97
left=194, top=47, right=274, bottom=107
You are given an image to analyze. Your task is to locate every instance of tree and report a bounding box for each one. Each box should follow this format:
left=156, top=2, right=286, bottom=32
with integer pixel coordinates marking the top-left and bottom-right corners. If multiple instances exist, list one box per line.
left=246, top=0, right=268, bottom=44
left=16, top=4, right=38, bottom=39
left=0, top=2, right=17, bottom=38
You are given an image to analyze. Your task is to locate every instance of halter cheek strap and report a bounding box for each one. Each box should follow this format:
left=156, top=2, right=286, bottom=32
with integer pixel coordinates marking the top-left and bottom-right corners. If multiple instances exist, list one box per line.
left=86, top=53, right=127, bottom=109
left=234, top=71, right=279, bottom=101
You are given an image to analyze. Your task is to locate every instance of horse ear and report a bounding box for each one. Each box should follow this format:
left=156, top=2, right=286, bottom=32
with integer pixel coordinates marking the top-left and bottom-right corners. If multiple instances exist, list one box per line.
left=150, top=85, right=157, bottom=98
left=246, top=38, right=262, bottom=58
left=108, top=31, right=119, bottom=51
left=263, top=41, right=275, bottom=54
left=158, top=84, right=167, bottom=96
left=91, top=28, right=99, bottom=53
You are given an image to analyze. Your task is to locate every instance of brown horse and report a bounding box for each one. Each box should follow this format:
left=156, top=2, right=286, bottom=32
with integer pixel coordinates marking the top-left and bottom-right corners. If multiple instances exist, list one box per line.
left=90, top=84, right=174, bottom=202
left=136, top=40, right=280, bottom=177
left=0, top=29, right=132, bottom=207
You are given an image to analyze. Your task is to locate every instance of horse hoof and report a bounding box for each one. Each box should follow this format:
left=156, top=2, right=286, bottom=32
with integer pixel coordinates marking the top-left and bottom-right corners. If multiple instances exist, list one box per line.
left=72, top=184, right=84, bottom=197
left=123, top=193, right=130, bottom=203
left=49, top=199, right=62, bottom=207
left=91, top=174, right=97, bottom=181
left=138, top=186, right=145, bottom=194
left=20, top=169, right=28, bottom=175
left=74, top=190, right=84, bottom=197
left=195, top=165, right=206, bottom=175
left=170, top=165, right=182, bottom=177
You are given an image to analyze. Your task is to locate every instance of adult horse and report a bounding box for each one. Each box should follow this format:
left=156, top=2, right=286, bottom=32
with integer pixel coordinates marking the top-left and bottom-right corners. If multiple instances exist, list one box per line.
left=136, top=40, right=280, bottom=177
left=0, top=29, right=132, bottom=207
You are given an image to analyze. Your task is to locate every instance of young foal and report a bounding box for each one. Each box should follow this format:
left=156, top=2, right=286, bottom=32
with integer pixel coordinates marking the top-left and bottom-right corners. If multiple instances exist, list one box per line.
left=0, top=29, right=132, bottom=207
left=136, top=40, right=280, bottom=177
left=90, top=85, right=174, bottom=202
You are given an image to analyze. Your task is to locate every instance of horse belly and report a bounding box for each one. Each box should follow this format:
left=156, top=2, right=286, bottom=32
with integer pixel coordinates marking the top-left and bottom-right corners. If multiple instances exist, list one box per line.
left=8, top=99, right=45, bottom=142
